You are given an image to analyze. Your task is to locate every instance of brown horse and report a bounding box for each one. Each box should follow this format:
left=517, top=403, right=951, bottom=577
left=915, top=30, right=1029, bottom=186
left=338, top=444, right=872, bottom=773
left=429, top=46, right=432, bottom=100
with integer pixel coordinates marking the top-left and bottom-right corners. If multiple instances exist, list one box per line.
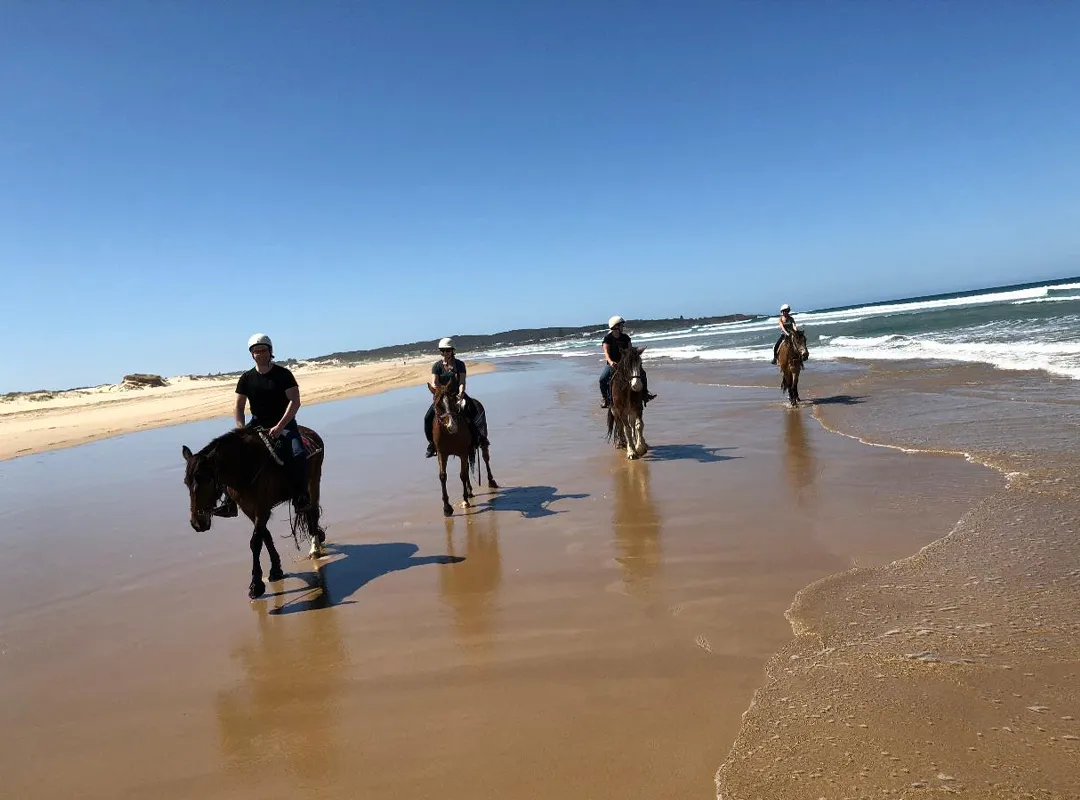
left=777, top=330, right=810, bottom=407
left=606, top=345, right=649, bottom=459
left=182, top=426, right=326, bottom=599
left=429, top=383, right=498, bottom=517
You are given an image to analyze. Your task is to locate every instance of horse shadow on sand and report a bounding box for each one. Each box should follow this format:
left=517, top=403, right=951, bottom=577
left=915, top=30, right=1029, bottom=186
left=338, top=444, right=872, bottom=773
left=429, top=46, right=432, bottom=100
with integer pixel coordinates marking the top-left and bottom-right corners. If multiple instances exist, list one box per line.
left=646, top=444, right=741, bottom=463
left=266, top=542, right=463, bottom=614
left=472, top=485, right=589, bottom=519
left=809, top=395, right=867, bottom=406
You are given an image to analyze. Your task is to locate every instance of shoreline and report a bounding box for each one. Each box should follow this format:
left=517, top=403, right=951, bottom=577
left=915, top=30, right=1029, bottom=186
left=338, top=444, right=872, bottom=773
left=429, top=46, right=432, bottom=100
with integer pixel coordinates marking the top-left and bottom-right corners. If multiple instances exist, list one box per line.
left=0, top=358, right=495, bottom=461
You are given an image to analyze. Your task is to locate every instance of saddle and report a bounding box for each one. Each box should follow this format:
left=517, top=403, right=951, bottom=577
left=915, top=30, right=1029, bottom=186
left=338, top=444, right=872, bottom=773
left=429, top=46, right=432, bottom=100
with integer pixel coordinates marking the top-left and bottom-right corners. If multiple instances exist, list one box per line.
left=252, top=426, right=323, bottom=466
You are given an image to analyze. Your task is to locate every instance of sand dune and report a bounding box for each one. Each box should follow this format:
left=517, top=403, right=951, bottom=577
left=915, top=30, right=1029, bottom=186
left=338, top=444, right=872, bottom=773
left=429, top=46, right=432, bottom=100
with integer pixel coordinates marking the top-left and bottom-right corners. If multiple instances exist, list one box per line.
left=0, top=358, right=494, bottom=461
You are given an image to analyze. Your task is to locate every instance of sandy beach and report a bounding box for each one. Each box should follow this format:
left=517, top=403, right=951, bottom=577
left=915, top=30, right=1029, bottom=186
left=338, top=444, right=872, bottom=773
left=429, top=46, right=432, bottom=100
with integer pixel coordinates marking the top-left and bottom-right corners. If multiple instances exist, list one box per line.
left=0, top=358, right=494, bottom=462
left=1, top=356, right=1043, bottom=800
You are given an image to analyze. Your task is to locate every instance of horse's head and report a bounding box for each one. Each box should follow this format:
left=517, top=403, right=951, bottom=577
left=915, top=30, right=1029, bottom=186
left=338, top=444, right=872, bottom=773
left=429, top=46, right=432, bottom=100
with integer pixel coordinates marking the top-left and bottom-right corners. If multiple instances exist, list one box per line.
left=792, top=330, right=810, bottom=361
left=619, top=346, right=646, bottom=393
left=429, top=383, right=463, bottom=435
left=181, top=444, right=220, bottom=532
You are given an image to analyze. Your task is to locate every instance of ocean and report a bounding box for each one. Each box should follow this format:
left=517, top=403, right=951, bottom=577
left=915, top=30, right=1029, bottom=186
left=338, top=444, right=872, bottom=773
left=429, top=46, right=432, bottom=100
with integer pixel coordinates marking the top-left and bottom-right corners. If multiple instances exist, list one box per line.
left=473, top=276, right=1080, bottom=381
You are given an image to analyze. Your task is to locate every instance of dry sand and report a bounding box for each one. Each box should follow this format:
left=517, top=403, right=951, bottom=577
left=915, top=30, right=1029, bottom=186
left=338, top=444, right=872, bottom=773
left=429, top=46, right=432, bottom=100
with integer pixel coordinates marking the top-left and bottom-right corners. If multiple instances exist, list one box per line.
left=0, top=358, right=1006, bottom=800
left=0, top=358, right=494, bottom=462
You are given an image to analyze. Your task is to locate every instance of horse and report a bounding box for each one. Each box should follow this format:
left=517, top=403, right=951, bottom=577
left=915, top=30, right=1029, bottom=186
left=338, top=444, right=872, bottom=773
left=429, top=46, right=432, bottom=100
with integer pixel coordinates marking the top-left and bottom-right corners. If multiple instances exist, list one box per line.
left=429, top=383, right=498, bottom=517
left=181, top=426, right=326, bottom=599
left=777, top=330, right=810, bottom=407
left=606, top=345, right=649, bottom=459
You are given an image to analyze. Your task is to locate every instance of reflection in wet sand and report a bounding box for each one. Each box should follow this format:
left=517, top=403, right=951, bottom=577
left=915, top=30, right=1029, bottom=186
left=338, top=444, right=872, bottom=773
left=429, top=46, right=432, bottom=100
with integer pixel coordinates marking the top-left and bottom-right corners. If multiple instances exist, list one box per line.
left=216, top=565, right=347, bottom=790
left=611, top=458, right=662, bottom=598
left=439, top=510, right=503, bottom=654
left=782, top=409, right=817, bottom=504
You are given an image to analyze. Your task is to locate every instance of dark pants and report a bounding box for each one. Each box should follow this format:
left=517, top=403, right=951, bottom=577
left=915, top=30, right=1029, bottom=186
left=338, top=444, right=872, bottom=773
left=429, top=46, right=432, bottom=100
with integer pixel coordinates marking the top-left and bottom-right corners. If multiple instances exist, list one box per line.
left=773, top=335, right=788, bottom=361
left=250, top=419, right=308, bottom=497
left=425, top=400, right=482, bottom=445
left=599, top=365, right=648, bottom=402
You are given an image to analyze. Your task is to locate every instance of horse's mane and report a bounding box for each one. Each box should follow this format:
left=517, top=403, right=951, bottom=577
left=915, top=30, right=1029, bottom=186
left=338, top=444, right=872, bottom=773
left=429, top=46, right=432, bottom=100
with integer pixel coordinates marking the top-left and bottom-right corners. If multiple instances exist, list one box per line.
left=198, top=428, right=252, bottom=458
left=611, top=346, right=642, bottom=384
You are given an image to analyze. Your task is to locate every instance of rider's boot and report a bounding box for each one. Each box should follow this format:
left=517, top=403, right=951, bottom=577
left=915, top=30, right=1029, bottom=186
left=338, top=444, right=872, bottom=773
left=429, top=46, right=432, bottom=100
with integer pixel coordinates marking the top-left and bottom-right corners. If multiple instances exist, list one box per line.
left=289, top=456, right=311, bottom=513
left=426, top=442, right=437, bottom=458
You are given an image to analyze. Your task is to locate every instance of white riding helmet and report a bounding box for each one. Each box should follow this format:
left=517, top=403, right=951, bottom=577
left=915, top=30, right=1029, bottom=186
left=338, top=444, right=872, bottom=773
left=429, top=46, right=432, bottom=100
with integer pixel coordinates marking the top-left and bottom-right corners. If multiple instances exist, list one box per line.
left=780, top=304, right=791, bottom=312
left=438, top=337, right=455, bottom=350
left=247, top=333, right=273, bottom=353
left=608, top=315, right=625, bottom=329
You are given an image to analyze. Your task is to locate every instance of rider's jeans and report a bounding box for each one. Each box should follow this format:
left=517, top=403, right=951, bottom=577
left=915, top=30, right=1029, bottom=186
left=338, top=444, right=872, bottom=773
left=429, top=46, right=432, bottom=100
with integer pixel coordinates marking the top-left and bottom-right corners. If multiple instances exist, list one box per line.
left=599, top=364, right=614, bottom=401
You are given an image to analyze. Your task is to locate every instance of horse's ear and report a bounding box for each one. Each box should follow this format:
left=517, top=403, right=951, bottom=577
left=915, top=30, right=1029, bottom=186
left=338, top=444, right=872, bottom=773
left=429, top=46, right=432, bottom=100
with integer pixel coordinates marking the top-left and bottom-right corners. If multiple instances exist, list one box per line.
left=182, top=445, right=193, bottom=461
left=638, top=345, right=647, bottom=353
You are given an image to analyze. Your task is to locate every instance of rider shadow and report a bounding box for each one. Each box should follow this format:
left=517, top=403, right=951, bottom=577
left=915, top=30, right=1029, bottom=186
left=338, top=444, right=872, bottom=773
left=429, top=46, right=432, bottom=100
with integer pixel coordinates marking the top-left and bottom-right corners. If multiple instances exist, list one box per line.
left=267, top=542, right=464, bottom=614
left=476, top=485, right=589, bottom=519
left=810, top=395, right=867, bottom=406
left=646, top=444, right=741, bottom=463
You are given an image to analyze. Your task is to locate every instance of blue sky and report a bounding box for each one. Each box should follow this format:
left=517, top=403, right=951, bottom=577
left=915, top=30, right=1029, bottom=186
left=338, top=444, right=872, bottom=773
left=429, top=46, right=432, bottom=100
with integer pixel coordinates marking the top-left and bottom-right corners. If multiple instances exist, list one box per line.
left=3, top=1, right=1079, bottom=390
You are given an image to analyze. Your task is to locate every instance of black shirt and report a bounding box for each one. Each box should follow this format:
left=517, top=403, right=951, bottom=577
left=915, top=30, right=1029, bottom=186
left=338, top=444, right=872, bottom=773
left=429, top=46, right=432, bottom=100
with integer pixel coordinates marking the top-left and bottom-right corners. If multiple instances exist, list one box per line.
left=431, top=358, right=467, bottom=394
left=236, top=364, right=298, bottom=424
left=603, top=331, right=632, bottom=363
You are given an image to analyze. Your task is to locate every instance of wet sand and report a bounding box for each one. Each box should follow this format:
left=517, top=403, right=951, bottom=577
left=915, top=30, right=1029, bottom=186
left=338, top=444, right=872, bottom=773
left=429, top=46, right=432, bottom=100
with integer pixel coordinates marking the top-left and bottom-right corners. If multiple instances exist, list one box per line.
left=0, top=358, right=1004, bottom=799
left=0, top=359, right=493, bottom=462
left=711, top=360, right=1080, bottom=798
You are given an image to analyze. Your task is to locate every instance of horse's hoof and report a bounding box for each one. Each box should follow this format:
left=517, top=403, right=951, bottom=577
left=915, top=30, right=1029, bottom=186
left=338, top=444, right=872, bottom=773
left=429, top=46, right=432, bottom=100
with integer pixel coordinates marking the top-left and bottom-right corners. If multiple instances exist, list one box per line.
left=488, top=481, right=499, bottom=489
left=443, top=506, right=454, bottom=517
left=248, top=581, right=266, bottom=600
left=268, top=567, right=285, bottom=582
left=461, top=500, right=470, bottom=509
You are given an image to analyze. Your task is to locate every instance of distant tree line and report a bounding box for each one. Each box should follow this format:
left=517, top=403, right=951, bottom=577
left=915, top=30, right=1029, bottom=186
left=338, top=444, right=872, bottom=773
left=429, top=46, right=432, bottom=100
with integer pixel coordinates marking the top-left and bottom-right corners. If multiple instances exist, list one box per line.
left=308, top=313, right=759, bottom=364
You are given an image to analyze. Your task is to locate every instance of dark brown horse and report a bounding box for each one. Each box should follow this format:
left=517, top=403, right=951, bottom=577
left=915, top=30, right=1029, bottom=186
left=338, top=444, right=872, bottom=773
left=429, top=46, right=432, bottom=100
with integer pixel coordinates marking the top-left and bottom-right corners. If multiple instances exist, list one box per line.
left=606, top=345, right=649, bottom=459
left=182, top=426, right=326, bottom=599
left=777, top=330, right=810, bottom=407
left=429, top=383, right=498, bottom=517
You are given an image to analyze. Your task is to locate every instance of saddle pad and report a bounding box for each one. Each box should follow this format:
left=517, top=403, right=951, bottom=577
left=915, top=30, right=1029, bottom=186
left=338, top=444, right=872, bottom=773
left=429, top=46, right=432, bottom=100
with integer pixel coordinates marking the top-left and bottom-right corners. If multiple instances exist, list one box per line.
left=300, top=430, right=323, bottom=457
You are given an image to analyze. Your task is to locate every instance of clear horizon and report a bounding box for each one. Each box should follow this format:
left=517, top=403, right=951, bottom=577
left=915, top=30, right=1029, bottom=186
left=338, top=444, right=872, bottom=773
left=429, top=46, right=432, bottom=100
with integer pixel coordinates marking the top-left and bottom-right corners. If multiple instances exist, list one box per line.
left=4, top=3, right=1079, bottom=391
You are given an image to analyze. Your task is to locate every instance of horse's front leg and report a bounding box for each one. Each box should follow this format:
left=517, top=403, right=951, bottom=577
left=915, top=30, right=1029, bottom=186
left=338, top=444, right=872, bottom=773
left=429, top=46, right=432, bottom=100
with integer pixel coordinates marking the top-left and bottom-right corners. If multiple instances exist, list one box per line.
left=625, top=415, right=638, bottom=460
left=438, top=452, right=453, bottom=517
left=792, top=370, right=801, bottom=406
left=481, top=442, right=499, bottom=489
left=459, top=456, right=472, bottom=510
left=249, top=517, right=268, bottom=599
left=633, top=414, right=649, bottom=457
left=262, top=525, right=285, bottom=583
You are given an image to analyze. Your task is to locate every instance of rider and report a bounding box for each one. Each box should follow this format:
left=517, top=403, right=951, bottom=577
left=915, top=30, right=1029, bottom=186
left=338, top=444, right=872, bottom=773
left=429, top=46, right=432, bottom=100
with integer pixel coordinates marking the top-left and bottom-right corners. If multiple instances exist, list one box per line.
left=599, top=315, right=656, bottom=408
left=424, top=337, right=484, bottom=457
left=771, top=304, right=805, bottom=365
left=234, top=333, right=311, bottom=513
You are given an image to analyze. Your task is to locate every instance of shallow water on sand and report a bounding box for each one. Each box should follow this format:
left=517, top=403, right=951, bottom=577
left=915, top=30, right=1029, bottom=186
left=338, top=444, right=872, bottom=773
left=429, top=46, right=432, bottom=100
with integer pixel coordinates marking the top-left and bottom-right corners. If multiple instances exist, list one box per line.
left=712, top=361, right=1080, bottom=799
left=0, top=358, right=1005, bottom=799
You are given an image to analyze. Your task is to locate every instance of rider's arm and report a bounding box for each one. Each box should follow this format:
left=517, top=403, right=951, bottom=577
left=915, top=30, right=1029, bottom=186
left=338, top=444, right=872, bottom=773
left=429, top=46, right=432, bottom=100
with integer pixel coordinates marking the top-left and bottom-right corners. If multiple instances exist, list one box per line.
left=603, top=341, right=614, bottom=366
left=234, top=393, right=247, bottom=428
left=457, top=360, right=467, bottom=395
left=274, top=387, right=301, bottom=431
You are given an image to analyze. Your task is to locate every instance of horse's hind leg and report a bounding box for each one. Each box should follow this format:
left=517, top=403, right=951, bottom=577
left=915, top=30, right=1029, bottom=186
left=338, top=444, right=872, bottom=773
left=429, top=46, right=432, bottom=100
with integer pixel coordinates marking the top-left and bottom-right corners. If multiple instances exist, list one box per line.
left=439, top=453, right=453, bottom=516
left=482, top=442, right=499, bottom=489
left=308, top=458, right=326, bottom=546
left=459, top=456, right=472, bottom=510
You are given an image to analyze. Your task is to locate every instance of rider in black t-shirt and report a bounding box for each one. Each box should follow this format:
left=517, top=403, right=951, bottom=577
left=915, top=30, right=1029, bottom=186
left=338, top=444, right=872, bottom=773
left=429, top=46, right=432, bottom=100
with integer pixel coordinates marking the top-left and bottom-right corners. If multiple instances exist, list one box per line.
left=234, top=333, right=311, bottom=512
left=599, top=315, right=656, bottom=408
left=424, top=337, right=484, bottom=457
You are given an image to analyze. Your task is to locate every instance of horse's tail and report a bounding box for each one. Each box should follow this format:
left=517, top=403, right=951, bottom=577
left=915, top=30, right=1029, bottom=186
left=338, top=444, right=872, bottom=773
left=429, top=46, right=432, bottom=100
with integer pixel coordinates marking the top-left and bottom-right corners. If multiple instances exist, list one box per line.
left=605, top=408, right=615, bottom=442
